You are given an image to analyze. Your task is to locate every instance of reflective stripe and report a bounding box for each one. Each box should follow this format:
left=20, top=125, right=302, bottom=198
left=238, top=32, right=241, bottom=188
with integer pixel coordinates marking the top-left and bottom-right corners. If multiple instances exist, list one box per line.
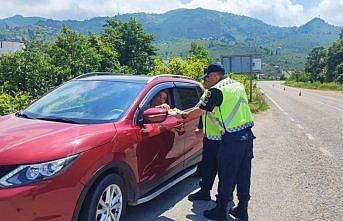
left=225, top=121, right=254, bottom=133
left=207, top=112, right=224, bottom=129
left=205, top=135, right=222, bottom=140
left=216, top=79, right=236, bottom=89
left=224, top=97, right=248, bottom=128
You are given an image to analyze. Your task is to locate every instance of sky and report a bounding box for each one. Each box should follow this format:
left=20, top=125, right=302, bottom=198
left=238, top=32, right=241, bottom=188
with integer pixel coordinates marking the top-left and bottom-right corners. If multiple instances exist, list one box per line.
left=0, top=0, right=342, bottom=27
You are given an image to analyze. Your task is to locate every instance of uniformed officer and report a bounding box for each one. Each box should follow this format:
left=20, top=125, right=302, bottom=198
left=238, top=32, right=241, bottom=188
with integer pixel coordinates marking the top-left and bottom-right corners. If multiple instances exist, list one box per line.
left=188, top=70, right=223, bottom=202
left=179, top=62, right=255, bottom=221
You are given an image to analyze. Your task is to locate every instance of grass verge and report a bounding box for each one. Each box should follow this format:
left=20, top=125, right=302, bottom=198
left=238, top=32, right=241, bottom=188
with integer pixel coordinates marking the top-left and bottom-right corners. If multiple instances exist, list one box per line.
left=284, top=81, right=343, bottom=91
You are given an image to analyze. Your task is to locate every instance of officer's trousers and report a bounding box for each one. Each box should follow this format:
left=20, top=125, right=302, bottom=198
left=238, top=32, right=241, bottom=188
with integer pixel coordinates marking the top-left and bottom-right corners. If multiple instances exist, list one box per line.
left=199, top=138, right=220, bottom=193
left=216, top=128, right=254, bottom=208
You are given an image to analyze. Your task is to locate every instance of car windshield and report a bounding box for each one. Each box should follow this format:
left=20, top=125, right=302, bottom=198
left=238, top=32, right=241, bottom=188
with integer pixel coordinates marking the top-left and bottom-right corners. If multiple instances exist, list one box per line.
left=22, top=80, right=145, bottom=124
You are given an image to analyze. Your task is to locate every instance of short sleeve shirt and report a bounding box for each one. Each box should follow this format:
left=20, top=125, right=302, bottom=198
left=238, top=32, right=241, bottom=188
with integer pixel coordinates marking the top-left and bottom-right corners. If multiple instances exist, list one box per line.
left=199, top=88, right=223, bottom=112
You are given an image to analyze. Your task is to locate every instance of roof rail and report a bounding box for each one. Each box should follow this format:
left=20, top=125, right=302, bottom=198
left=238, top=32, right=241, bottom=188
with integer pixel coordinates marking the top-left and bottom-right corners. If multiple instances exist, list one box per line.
left=147, top=74, right=193, bottom=83
left=74, top=72, right=125, bottom=80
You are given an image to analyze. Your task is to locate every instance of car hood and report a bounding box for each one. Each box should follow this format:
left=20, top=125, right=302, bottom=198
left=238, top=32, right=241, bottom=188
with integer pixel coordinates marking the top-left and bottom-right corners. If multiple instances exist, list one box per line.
left=0, top=114, right=116, bottom=165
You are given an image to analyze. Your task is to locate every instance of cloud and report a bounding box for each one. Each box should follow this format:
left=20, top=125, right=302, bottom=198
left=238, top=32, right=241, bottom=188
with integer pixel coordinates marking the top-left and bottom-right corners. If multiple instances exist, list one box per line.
left=0, top=0, right=182, bottom=20
left=0, top=0, right=342, bottom=26
left=181, top=0, right=307, bottom=26
left=309, top=0, right=343, bottom=26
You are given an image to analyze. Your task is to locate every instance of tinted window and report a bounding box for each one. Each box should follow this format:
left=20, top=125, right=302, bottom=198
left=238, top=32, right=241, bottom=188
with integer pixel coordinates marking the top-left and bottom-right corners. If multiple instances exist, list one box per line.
left=174, top=87, right=200, bottom=110
left=23, top=80, right=145, bottom=123
left=196, top=86, right=204, bottom=97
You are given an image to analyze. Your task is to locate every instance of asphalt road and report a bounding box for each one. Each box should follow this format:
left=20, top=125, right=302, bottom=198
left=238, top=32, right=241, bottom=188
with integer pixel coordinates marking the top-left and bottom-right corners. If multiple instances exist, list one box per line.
left=125, top=81, right=343, bottom=221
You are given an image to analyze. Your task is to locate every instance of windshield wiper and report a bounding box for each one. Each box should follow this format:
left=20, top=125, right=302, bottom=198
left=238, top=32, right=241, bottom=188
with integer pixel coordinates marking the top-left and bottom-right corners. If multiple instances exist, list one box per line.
left=15, top=112, right=33, bottom=119
left=35, top=117, right=82, bottom=124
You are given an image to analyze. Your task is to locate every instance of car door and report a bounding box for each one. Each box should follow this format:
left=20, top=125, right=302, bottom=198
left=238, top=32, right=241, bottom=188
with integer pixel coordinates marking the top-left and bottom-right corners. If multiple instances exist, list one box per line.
left=172, top=83, right=203, bottom=169
left=135, top=83, right=186, bottom=190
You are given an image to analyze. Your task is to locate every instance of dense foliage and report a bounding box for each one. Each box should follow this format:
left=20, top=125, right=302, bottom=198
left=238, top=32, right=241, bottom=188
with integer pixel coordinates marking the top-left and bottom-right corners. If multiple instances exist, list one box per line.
left=1, top=9, right=341, bottom=79
left=151, top=42, right=213, bottom=79
left=0, top=18, right=156, bottom=115
left=288, top=28, right=343, bottom=87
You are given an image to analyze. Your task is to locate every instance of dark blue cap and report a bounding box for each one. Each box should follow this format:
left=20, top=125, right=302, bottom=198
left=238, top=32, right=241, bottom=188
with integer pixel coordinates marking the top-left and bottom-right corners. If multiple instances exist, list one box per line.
left=200, top=62, right=225, bottom=80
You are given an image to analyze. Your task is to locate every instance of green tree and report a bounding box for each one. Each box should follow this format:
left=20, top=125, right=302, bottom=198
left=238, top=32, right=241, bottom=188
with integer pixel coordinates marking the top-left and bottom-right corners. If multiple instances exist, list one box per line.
left=47, top=25, right=101, bottom=85
left=0, top=92, right=30, bottom=115
left=326, top=32, right=343, bottom=82
left=0, top=52, right=22, bottom=95
left=189, top=42, right=210, bottom=60
left=151, top=42, right=213, bottom=79
left=185, top=42, right=213, bottom=79
left=333, top=63, right=343, bottom=83
left=88, top=33, right=121, bottom=72
left=289, top=71, right=310, bottom=82
left=305, top=46, right=327, bottom=83
left=102, top=18, right=156, bottom=74
left=19, top=37, right=58, bottom=97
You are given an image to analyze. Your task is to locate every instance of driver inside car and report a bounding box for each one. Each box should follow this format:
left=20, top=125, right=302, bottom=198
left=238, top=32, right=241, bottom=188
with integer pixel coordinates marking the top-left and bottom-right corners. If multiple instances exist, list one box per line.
left=150, top=90, right=171, bottom=110
left=142, top=90, right=181, bottom=137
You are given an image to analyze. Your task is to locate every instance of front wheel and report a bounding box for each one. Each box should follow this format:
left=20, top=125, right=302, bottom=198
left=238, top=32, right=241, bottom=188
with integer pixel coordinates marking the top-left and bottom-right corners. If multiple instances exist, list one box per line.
left=80, top=174, right=127, bottom=221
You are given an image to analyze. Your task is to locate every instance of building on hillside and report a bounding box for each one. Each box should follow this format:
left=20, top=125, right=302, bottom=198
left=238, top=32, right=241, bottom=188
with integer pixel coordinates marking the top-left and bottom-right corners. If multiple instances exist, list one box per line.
left=0, top=40, right=25, bottom=55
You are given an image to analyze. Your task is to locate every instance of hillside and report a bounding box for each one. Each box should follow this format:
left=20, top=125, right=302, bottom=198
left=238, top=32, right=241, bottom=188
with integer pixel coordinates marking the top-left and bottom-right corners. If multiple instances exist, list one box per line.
left=0, top=8, right=341, bottom=77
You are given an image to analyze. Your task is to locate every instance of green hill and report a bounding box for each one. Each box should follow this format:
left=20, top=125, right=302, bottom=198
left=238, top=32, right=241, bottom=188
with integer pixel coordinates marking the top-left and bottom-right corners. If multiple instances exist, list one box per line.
left=0, top=8, right=341, bottom=78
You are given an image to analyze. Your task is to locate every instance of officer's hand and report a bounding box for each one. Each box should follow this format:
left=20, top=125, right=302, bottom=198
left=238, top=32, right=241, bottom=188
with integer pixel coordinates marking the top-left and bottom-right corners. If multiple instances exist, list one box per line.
left=175, top=111, right=187, bottom=119
left=195, top=128, right=203, bottom=136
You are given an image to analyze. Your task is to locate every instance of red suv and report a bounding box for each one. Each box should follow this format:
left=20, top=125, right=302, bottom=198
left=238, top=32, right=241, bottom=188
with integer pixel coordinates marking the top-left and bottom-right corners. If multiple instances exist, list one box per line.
left=0, top=73, right=204, bottom=221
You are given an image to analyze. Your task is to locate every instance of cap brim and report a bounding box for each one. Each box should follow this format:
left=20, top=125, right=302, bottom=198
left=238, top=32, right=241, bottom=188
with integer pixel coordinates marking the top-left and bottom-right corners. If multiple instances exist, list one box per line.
left=200, top=71, right=210, bottom=79
left=199, top=74, right=207, bottom=80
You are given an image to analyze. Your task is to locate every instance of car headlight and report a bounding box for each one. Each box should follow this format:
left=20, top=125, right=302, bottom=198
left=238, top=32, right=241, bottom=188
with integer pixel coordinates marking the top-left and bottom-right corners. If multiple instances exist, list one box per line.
left=0, top=155, right=78, bottom=188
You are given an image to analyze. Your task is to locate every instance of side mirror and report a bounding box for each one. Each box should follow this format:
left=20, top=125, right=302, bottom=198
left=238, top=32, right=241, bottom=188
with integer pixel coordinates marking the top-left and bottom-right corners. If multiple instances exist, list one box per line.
left=142, top=107, right=168, bottom=124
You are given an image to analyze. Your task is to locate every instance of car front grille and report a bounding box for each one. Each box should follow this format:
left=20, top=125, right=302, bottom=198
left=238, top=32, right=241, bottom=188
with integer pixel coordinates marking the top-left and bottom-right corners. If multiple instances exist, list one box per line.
left=0, top=165, right=18, bottom=178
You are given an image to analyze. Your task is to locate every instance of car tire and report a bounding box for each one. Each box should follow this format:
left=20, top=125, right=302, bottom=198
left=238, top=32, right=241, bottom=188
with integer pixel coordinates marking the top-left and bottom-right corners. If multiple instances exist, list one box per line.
left=80, top=174, right=127, bottom=221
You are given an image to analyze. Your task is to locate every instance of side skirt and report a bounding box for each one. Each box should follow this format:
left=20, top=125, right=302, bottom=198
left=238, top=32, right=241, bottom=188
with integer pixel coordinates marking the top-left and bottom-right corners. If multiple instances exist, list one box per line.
left=129, top=165, right=197, bottom=206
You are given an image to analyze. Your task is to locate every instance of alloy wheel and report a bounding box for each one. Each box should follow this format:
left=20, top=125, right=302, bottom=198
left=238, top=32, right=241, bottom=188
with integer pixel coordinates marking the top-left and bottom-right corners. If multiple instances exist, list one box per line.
left=96, top=184, right=123, bottom=221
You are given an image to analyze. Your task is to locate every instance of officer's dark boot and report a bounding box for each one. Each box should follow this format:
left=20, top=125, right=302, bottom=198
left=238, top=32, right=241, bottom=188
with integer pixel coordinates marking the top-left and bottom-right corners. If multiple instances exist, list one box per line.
left=188, top=189, right=210, bottom=201
left=229, top=201, right=249, bottom=221
left=203, top=205, right=227, bottom=221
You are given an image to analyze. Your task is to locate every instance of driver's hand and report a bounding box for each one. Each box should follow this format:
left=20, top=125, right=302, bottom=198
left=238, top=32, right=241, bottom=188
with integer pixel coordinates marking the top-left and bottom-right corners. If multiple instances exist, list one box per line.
left=159, top=104, right=171, bottom=111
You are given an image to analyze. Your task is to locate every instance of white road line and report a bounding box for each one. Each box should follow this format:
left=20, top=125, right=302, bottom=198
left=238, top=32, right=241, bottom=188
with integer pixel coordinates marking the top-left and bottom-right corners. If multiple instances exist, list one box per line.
left=290, top=117, right=295, bottom=122
left=263, top=92, right=284, bottom=112
left=296, top=124, right=304, bottom=129
left=283, top=111, right=289, bottom=116
left=306, top=133, right=315, bottom=140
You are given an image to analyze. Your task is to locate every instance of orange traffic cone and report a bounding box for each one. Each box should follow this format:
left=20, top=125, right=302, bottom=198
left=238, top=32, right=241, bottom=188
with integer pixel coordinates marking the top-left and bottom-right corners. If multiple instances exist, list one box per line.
left=298, top=90, right=302, bottom=96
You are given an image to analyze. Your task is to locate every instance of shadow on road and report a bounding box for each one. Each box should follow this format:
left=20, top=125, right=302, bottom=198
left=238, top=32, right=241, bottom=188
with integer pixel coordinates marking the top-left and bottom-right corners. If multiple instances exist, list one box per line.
left=186, top=200, right=215, bottom=221
left=125, top=175, right=206, bottom=221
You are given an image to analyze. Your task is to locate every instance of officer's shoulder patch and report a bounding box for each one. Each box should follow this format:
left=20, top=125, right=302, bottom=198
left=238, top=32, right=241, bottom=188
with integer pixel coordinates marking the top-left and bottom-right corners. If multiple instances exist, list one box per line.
left=205, top=90, right=211, bottom=99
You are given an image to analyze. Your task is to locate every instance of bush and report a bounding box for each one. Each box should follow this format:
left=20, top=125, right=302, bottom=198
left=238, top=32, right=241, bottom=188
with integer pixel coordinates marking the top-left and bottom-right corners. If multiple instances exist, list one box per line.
left=288, top=71, right=311, bottom=82
left=284, top=81, right=343, bottom=91
left=0, top=92, right=30, bottom=116
left=230, top=74, right=269, bottom=113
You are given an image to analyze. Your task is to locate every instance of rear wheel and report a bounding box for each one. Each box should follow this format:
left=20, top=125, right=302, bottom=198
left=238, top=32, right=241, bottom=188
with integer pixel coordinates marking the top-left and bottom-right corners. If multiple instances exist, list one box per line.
left=80, top=174, right=127, bottom=221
